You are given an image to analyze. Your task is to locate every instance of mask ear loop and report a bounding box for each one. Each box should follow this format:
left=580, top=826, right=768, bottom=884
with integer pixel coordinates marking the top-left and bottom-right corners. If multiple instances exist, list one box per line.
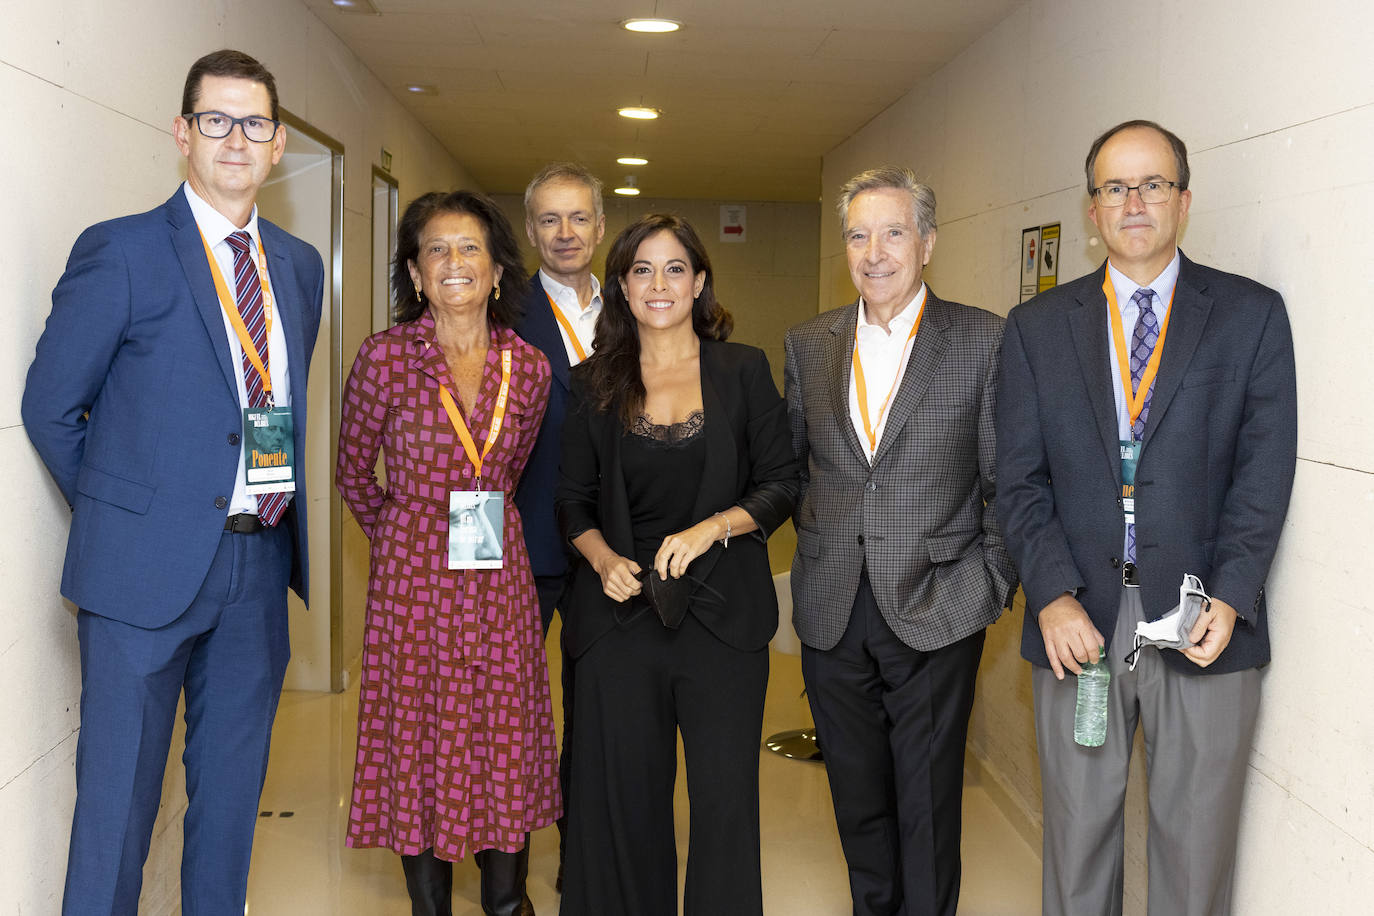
left=1124, top=637, right=1144, bottom=671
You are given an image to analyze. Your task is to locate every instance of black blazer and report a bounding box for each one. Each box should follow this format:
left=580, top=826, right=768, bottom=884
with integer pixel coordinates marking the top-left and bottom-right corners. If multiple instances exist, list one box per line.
left=997, top=254, right=1297, bottom=675
left=557, top=340, right=799, bottom=657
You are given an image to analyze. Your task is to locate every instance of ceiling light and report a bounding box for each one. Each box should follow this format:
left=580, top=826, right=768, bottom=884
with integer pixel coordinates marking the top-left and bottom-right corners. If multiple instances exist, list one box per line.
left=614, top=176, right=640, bottom=196
left=623, top=18, right=681, bottom=33
left=332, top=0, right=379, bottom=12
left=617, top=107, right=659, bottom=120
left=617, top=157, right=649, bottom=166
left=405, top=84, right=437, bottom=95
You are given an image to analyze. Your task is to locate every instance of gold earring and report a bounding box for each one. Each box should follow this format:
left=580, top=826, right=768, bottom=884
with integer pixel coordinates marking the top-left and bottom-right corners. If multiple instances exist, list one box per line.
left=493, top=283, right=501, bottom=301
left=414, top=282, right=424, bottom=303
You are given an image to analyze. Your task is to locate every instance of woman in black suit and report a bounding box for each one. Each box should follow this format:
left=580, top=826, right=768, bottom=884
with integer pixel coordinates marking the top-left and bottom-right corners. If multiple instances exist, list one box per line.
left=556, top=214, right=798, bottom=916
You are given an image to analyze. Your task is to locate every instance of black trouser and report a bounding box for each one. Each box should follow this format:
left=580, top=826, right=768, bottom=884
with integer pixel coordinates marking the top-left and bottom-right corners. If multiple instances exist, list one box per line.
left=561, top=609, right=769, bottom=916
left=801, top=571, right=986, bottom=916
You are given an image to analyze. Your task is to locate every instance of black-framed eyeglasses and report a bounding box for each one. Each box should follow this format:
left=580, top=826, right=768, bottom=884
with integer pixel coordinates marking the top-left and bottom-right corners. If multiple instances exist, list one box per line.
left=183, top=110, right=281, bottom=143
left=1091, top=180, right=1180, bottom=207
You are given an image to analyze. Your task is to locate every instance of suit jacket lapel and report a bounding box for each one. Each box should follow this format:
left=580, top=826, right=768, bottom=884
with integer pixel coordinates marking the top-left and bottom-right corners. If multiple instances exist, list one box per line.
left=1068, top=264, right=1124, bottom=485
left=1140, top=254, right=1212, bottom=443
left=167, top=191, right=239, bottom=399
left=522, top=272, right=574, bottom=393
left=260, top=220, right=310, bottom=408
left=826, top=304, right=868, bottom=465
left=872, top=291, right=950, bottom=467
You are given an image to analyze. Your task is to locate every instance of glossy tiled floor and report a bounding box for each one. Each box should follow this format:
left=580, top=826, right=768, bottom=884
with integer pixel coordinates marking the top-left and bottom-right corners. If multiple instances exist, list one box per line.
left=245, top=617, right=1041, bottom=915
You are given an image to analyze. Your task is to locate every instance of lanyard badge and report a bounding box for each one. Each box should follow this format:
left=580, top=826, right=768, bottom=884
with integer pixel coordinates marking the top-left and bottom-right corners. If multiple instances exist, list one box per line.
left=439, top=349, right=512, bottom=569
left=243, top=406, right=296, bottom=494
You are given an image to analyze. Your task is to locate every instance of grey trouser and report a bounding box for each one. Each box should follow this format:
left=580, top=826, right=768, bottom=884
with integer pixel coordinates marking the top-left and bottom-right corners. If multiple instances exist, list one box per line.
left=1033, top=588, right=1261, bottom=916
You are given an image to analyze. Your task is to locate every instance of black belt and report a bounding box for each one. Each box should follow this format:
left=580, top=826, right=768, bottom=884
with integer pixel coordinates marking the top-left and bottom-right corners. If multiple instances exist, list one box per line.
left=224, top=513, right=265, bottom=534
left=1122, top=561, right=1140, bottom=587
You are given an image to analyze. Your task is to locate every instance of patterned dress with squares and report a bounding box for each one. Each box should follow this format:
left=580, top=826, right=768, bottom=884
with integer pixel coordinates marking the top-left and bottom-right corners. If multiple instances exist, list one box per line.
left=336, top=312, right=561, bottom=860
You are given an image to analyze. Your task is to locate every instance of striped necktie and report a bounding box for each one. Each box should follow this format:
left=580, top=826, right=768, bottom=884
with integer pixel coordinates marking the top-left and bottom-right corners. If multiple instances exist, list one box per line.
left=226, top=231, right=287, bottom=527
left=1125, top=287, right=1159, bottom=562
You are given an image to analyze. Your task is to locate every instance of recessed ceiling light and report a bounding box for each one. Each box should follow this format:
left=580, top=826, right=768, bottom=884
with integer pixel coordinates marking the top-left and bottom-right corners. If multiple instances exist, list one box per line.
left=617, top=157, right=649, bottom=166
left=614, top=176, right=641, bottom=196
left=618, top=107, right=659, bottom=120
left=623, top=18, right=681, bottom=33
left=332, top=0, right=378, bottom=12
left=405, top=84, right=438, bottom=95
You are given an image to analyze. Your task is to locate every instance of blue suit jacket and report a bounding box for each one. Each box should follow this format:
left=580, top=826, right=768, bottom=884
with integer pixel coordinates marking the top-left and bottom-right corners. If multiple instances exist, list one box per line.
left=996, top=254, right=1297, bottom=675
left=22, top=189, right=324, bottom=628
left=513, top=272, right=575, bottom=580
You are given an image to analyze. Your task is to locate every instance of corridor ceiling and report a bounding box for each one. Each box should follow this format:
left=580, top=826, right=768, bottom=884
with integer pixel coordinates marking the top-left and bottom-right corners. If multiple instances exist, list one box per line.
left=303, top=0, right=1022, bottom=201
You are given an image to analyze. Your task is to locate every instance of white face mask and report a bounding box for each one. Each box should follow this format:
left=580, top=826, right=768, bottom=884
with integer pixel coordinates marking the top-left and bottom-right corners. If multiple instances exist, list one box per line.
left=1125, top=573, right=1211, bottom=671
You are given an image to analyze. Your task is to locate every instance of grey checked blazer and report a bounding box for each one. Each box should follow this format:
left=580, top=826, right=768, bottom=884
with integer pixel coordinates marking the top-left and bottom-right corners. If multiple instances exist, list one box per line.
left=783, top=291, right=1017, bottom=652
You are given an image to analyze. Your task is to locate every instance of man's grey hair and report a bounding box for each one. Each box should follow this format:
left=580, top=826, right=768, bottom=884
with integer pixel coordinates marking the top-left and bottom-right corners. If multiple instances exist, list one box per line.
left=836, top=167, right=937, bottom=239
left=524, top=162, right=604, bottom=222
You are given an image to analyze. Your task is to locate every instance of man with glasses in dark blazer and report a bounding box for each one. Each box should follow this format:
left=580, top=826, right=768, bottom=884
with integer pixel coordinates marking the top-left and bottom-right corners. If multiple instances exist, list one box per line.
left=997, top=120, right=1297, bottom=915
left=23, top=50, right=323, bottom=914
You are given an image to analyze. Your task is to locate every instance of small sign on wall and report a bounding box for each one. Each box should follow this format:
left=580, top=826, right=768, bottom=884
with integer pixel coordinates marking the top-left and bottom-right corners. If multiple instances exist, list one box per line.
left=720, top=205, right=746, bottom=243
left=1038, top=223, right=1059, bottom=293
left=1020, top=227, right=1040, bottom=302
left=1019, top=222, right=1060, bottom=302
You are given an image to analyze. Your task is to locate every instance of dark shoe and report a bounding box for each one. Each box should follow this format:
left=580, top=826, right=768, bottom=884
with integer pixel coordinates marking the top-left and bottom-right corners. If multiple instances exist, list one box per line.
left=474, top=843, right=534, bottom=916
left=400, top=848, right=453, bottom=916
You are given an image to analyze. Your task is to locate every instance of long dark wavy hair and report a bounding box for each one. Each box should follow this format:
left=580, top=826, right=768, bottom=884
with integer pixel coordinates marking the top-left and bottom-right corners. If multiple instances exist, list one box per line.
left=578, top=213, right=733, bottom=427
left=391, top=190, right=528, bottom=326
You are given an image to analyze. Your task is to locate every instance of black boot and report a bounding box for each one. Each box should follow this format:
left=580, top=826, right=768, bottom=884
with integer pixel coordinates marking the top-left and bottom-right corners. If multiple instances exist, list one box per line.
left=474, top=843, right=535, bottom=916
left=400, top=848, right=454, bottom=916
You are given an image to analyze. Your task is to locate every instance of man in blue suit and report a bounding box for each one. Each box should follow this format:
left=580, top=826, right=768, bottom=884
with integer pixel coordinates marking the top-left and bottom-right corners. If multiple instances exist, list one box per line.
left=512, top=161, right=606, bottom=889
left=997, top=121, right=1297, bottom=915
left=22, top=50, right=323, bottom=914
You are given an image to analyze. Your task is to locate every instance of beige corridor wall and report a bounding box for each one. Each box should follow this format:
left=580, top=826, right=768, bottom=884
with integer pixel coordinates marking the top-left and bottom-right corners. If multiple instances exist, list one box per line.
left=818, top=0, right=1374, bottom=911
left=0, top=1, right=475, bottom=910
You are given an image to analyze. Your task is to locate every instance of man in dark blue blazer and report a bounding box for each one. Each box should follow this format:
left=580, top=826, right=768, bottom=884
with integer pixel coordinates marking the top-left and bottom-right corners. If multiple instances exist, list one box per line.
left=22, top=50, right=323, bottom=914
left=997, top=121, right=1297, bottom=915
left=512, top=161, right=606, bottom=888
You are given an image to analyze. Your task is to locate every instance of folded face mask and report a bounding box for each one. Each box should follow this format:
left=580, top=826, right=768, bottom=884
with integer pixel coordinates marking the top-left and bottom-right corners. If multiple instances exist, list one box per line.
left=1125, top=573, right=1210, bottom=671
left=636, top=568, right=726, bottom=630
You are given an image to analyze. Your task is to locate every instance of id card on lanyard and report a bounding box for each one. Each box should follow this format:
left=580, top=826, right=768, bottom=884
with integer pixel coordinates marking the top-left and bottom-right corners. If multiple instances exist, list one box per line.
left=199, top=230, right=296, bottom=495
left=1105, top=276, right=1173, bottom=529
left=439, top=349, right=512, bottom=570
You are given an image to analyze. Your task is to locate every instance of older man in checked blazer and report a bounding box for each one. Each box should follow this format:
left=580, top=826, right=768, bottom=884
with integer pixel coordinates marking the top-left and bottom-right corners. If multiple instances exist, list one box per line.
left=784, top=167, right=1016, bottom=916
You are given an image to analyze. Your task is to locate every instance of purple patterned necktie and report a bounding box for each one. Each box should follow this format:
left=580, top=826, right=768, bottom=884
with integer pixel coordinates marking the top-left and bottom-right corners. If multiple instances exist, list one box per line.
left=1126, top=287, right=1159, bottom=562
left=226, top=231, right=288, bottom=527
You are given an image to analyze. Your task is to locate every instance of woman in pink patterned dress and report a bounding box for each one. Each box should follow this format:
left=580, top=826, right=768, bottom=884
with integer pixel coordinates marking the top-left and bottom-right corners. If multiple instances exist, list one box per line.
left=337, top=190, right=559, bottom=916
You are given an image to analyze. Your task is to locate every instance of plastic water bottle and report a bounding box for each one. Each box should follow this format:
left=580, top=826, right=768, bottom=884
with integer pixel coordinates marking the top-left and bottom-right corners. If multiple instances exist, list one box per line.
left=1073, top=648, right=1110, bottom=747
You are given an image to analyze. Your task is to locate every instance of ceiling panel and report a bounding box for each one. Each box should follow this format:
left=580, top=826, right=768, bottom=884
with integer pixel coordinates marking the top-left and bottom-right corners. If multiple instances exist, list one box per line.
left=302, top=0, right=1024, bottom=200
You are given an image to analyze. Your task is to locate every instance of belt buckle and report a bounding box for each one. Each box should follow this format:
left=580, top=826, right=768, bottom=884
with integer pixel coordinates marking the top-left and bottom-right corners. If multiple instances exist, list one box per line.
left=1122, top=562, right=1140, bottom=588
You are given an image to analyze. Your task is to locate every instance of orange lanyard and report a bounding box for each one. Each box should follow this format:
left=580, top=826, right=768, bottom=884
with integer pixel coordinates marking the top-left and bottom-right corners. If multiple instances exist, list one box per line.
left=199, top=229, right=276, bottom=395
left=1104, top=276, right=1174, bottom=437
left=852, top=301, right=924, bottom=455
left=547, top=292, right=589, bottom=362
left=437, top=349, right=512, bottom=488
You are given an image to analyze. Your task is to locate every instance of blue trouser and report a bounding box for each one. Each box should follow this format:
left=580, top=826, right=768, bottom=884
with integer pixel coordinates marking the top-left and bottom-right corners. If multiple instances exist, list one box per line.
left=64, top=524, right=292, bottom=916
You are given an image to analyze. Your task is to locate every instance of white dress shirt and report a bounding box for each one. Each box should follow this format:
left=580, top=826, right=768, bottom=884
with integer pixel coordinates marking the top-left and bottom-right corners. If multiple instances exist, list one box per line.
left=848, top=284, right=927, bottom=464
left=183, top=182, right=292, bottom=517
left=539, top=269, right=602, bottom=366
